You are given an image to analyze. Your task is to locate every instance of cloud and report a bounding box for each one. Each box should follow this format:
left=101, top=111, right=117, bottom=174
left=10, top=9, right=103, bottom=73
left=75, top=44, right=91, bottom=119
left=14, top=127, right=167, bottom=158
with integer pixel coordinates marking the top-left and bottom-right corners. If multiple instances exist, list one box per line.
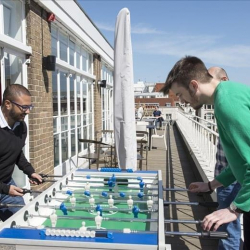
left=95, top=21, right=250, bottom=68
left=132, top=23, right=165, bottom=34
left=95, top=22, right=114, bottom=32
left=95, top=21, right=165, bottom=34
left=133, top=33, right=250, bottom=68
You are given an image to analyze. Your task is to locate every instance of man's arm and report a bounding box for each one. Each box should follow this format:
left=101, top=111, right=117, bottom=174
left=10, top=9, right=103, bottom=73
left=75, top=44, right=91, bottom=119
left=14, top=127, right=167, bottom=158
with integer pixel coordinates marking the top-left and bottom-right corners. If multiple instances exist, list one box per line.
left=16, top=151, right=43, bottom=184
left=16, top=151, right=35, bottom=177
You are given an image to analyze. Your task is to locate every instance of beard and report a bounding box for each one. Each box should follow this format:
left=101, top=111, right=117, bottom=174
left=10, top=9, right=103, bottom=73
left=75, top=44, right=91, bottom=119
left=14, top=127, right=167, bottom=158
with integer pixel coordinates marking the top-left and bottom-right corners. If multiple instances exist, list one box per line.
left=9, top=108, right=26, bottom=122
left=188, top=89, right=202, bottom=110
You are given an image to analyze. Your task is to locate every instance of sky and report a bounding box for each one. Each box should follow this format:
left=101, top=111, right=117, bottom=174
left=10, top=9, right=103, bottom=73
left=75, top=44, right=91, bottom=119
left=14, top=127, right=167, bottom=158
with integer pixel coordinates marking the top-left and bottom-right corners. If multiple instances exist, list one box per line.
left=78, top=1, right=250, bottom=85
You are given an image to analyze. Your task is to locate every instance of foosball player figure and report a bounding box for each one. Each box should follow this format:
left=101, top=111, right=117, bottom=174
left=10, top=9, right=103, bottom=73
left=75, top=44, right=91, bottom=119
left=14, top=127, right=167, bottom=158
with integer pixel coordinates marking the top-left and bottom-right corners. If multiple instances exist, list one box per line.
left=50, top=209, right=58, bottom=227
left=95, top=211, right=103, bottom=229
left=85, top=182, right=90, bottom=191
left=79, top=221, right=87, bottom=233
left=147, top=196, right=154, bottom=211
left=127, top=195, right=134, bottom=212
left=108, top=194, right=114, bottom=212
left=89, top=194, right=95, bottom=212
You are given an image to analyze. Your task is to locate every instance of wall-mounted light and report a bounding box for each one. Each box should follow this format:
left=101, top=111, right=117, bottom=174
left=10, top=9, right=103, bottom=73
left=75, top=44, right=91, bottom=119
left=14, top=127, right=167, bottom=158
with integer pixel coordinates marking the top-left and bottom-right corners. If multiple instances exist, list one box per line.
left=97, top=80, right=107, bottom=88
left=42, top=55, right=56, bottom=71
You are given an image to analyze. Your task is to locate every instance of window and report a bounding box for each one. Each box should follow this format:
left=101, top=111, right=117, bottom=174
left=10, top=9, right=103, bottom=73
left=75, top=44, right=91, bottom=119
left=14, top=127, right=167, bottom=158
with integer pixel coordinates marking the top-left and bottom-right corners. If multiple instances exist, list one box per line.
left=4, top=51, right=23, bottom=86
left=69, top=39, right=75, bottom=66
left=76, top=44, right=81, bottom=69
left=52, top=70, right=94, bottom=168
left=2, top=0, right=23, bottom=42
left=51, top=26, right=58, bottom=57
left=82, top=49, right=87, bottom=71
left=59, top=31, right=68, bottom=62
left=204, top=112, right=214, bottom=120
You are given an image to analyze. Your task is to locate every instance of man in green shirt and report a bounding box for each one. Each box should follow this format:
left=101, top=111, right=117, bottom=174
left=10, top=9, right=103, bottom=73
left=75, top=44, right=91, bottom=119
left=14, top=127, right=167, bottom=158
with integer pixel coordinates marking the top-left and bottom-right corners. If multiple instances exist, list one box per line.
left=161, top=56, right=250, bottom=249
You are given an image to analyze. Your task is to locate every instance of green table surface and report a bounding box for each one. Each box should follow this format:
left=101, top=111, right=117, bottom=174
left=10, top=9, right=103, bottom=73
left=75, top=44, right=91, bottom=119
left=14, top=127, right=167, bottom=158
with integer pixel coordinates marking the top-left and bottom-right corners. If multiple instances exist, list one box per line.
left=43, top=187, right=154, bottom=231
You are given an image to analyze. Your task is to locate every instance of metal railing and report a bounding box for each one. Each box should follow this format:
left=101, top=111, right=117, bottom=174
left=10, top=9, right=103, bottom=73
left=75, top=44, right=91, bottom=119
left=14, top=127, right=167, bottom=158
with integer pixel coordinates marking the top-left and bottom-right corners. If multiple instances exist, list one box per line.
left=175, top=111, right=219, bottom=179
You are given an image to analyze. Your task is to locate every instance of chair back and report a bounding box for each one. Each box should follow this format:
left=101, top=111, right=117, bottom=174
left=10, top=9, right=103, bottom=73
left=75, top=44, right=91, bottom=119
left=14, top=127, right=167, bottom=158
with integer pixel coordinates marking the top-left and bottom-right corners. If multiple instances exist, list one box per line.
left=136, top=121, right=148, bottom=132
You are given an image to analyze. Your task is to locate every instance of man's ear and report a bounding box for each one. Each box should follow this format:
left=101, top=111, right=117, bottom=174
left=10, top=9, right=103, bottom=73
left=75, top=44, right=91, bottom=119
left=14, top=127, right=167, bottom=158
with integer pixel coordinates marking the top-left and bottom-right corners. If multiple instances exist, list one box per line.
left=189, top=80, right=198, bottom=96
left=4, top=100, right=11, bottom=110
left=221, top=76, right=228, bottom=81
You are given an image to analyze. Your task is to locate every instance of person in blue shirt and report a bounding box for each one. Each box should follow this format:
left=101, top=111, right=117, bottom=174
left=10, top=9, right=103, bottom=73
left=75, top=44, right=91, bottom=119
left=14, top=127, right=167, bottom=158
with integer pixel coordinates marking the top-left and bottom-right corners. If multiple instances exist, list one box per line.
left=153, top=106, right=163, bottom=128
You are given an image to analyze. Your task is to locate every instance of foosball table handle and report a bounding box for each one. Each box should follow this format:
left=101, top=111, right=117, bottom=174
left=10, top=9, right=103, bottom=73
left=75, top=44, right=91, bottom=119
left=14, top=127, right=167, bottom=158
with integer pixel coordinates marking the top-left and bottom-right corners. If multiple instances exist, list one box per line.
left=201, top=231, right=228, bottom=239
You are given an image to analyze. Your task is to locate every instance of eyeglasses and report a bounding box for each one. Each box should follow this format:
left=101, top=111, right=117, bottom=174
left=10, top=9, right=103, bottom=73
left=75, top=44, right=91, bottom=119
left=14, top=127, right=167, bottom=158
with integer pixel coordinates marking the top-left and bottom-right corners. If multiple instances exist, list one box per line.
left=10, top=100, right=34, bottom=111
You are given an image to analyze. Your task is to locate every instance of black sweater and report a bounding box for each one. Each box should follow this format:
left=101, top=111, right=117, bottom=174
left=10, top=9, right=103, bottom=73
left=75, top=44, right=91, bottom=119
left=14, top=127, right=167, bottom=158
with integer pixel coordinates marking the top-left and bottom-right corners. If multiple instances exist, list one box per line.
left=0, top=121, right=35, bottom=194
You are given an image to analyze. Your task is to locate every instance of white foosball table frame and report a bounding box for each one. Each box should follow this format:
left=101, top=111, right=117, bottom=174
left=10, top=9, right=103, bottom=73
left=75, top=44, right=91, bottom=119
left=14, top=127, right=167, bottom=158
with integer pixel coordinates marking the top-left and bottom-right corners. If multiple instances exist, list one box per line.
left=0, top=168, right=171, bottom=250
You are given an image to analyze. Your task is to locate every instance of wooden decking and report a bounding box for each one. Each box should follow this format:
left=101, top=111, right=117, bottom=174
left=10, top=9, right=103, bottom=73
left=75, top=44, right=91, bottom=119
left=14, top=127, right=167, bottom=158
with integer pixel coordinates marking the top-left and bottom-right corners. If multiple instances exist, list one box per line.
left=146, top=125, right=219, bottom=250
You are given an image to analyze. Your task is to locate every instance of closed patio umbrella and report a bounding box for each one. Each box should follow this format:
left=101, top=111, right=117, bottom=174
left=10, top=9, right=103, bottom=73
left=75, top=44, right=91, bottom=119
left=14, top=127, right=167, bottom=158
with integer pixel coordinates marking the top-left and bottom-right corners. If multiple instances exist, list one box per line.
left=113, top=8, right=137, bottom=170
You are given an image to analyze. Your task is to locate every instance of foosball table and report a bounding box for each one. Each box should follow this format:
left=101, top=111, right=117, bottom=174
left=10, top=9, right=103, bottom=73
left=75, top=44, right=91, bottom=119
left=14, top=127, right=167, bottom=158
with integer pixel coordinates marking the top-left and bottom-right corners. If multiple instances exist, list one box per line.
left=0, top=169, right=171, bottom=250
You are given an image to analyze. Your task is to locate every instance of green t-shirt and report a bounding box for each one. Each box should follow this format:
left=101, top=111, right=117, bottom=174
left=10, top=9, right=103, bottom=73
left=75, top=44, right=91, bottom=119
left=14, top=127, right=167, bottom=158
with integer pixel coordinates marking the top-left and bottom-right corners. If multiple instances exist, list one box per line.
left=214, top=81, right=250, bottom=212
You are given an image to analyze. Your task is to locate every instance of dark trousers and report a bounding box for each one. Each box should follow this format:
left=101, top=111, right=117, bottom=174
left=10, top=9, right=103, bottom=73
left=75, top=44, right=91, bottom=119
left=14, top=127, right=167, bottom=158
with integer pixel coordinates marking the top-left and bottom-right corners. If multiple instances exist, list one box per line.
left=156, top=117, right=163, bottom=127
left=243, top=211, right=250, bottom=250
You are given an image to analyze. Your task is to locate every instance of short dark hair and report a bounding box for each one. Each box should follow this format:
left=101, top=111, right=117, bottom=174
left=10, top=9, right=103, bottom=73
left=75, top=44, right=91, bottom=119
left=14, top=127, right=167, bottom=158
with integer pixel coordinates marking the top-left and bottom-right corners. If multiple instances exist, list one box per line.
left=161, top=56, right=212, bottom=95
left=2, top=84, right=31, bottom=104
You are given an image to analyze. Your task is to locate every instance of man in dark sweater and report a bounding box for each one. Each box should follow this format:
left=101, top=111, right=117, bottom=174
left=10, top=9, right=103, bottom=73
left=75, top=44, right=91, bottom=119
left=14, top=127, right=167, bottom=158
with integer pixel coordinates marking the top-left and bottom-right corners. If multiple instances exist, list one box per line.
left=153, top=106, right=164, bottom=128
left=0, top=84, right=42, bottom=221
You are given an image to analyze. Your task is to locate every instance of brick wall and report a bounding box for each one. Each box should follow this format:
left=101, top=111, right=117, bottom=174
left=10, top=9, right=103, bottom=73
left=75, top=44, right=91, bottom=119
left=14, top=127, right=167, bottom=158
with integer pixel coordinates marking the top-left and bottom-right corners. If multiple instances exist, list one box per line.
left=25, top=0, right=54, bottom=189
left=93, top=53, right=102, bottom=139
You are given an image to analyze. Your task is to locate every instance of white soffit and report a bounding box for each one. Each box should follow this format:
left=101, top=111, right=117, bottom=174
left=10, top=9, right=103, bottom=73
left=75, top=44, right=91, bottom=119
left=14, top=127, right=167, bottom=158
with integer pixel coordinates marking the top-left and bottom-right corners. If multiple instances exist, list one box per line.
left=39, top=0, right=114, bottom=67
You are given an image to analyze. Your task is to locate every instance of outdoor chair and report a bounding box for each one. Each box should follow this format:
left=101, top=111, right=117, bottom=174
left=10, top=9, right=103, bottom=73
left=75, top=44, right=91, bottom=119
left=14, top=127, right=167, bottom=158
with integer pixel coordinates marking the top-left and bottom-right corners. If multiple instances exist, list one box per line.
left=77, top=139, right=109, bottom=169
left=151, top=122, right=167, bottom=150
left=136, top=131, right=149, bottom=170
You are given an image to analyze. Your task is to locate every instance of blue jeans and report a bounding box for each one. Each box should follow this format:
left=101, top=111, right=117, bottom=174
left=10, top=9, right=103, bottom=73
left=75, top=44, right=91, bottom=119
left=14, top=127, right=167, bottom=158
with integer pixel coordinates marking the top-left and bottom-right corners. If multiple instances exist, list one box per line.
left=0, top=179, right=25, bottom=222
left=217, top=182, right=241, bottom=250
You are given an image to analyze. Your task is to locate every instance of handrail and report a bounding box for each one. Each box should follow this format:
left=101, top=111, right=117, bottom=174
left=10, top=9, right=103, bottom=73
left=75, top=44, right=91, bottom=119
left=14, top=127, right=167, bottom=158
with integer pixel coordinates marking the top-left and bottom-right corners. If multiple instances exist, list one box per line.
left=176, top=111, right=219, bottom=180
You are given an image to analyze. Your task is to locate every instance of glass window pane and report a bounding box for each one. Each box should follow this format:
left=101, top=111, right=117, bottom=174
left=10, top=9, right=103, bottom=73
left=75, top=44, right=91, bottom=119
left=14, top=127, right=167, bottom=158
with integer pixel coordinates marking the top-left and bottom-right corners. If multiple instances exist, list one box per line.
left=82, top=82, right=87, bottom=113
left=70, top=77, right=75, bottom=114
left=89, top=124, right=93, bottom=140
left=61, top=116, right=68, bottom=132
left=69, top=40, right=75, bottom=66
left=61, top=132, right=68, bottom=163
left=76, top=76, right=81, bottom=114
left=54, top=134, right=60, bottom=167
left=59, top=32, right=68, bottom=62
left=82, top=49, right=87, bottom=71
left=71, top=129, right=76, bottom=157
left=4, top=52, right=23, bottom=86
left=83, top=127, right=87, bottom=148
left=70, top=116, right=75, bottom=129
left=88, top=83, right=93, bottom=112
left=51, top=26, right=57, bottom=57
left=53, top=117, right=59, bottom=133
left=76, top=44, right=80, bottom=69
left=3, top=0, right=23, bottom=42
left=77, top=128, right=81, bottom=151
left=83, top=114, right=87, bottom=126
left=52, top=36, right=57, bottom=57
left=88, top=53, right=92, bottom=74
left=60, top=73, right=68, bottom=115
left=77, top=115, right=81, bottom=128
left=52, top=71, right=58, bottom=116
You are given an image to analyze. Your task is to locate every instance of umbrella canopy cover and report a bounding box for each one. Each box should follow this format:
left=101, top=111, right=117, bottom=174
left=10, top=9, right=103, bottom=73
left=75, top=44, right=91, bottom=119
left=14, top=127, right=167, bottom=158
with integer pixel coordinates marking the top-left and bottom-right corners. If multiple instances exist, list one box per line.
left=114, top=8, right=137, bottom=170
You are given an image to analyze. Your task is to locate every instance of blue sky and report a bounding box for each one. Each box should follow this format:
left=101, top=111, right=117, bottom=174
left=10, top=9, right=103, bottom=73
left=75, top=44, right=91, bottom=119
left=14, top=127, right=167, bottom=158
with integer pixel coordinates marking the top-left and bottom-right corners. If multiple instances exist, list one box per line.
left=78, top=1, right=250, bottom=85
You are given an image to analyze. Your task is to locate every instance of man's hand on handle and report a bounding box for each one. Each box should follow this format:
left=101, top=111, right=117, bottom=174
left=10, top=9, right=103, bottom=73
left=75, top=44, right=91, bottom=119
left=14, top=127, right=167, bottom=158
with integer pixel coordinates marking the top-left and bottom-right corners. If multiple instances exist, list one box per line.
left=8, top=185, right=24, bottom=196
left=202, top=208, right=238, bottom=231
left=29, top=173, right=43, bottom=185
left=188, top=182, right=210, bottom=193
